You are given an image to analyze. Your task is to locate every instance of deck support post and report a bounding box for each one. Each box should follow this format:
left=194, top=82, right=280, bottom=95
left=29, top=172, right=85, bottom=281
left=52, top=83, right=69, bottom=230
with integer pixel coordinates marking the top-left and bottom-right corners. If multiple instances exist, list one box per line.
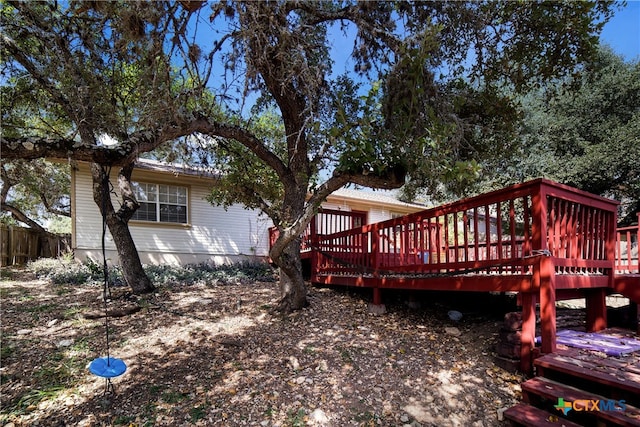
left=520, top=292, right=536, bottom=374
left=585, top=288, right=607, bottom=332
left=539, top=256, right=557, bottom=355
left=368, top=288, right=386, bottom=314
left=372, top=287, right=382, bottom=305
left=531, top=184, right=556, bottom=357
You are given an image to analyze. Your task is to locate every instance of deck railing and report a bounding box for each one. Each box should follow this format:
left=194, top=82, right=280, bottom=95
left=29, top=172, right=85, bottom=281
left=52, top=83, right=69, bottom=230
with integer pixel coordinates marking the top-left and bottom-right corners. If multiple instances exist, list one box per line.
left=615, top=213, right=639, bottom=274
left=268, top=209, right=366, bottom=254
left=313, top=179, right=619, bottom=279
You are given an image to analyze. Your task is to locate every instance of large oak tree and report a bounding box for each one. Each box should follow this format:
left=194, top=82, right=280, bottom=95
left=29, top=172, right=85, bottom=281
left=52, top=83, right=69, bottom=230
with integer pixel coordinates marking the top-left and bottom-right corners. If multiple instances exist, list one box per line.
left=1, top=0, right=211, bottom=293
left=1, top=1, right=616, bottom=309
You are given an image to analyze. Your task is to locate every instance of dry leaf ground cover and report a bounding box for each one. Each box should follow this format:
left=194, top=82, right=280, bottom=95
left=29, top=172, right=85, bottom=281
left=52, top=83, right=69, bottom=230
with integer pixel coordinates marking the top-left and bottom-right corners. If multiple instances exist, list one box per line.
left=1, top=261, right=525, bottom=427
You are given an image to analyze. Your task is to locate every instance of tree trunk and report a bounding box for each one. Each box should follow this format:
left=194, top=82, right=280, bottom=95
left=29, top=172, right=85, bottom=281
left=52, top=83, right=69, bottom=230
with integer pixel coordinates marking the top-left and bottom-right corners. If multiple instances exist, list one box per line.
left=105, top=214, right=155, bottom=294
left=91, top=163, right=155, bottom=295
left=272, top=235, right=308, bottom=313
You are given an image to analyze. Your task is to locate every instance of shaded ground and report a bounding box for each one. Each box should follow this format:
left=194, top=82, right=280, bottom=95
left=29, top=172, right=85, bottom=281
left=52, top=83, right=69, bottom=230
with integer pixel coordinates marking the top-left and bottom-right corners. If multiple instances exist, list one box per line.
left=1, top=267, right=525, bottom=426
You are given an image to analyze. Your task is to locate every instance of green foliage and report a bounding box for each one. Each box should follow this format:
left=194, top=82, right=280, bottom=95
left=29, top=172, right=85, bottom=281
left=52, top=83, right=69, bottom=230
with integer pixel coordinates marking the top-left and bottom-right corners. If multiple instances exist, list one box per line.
left=2, top=1, right=619, bottom=305
left=1, top=160, right=70, bottom=230
left=143, top=262, right=277, bottom=287
left=286, top=408, right=307, bottom=427
left=1, top=1, right=201, bottom=141
left=206, top=110, right=286, bottom=220
left=27, top=258, right=93, bottom=285
left=200, top=2, right=616, bottom=219
left=6, top=346, right=88, bottom=416
left=486, top=47, right=640, bottom=221
left=161, top=390, right=189, bottom=404
left=190, top=403, right=209, bottom=422
left=26, top=257, right=277, bottom=287
left=47, top=216, right=71, bottom=234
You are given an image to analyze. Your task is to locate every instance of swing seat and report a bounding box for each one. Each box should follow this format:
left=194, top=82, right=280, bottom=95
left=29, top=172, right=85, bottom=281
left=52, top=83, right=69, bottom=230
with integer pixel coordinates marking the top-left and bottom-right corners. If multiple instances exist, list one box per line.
left=89, top=356, right=127, bottom=378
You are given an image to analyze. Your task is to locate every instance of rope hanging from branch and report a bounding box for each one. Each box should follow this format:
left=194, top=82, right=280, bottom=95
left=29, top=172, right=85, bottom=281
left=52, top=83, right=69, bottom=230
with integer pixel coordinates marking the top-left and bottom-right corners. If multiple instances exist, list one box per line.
left=88, top=166, right=126, bottom=394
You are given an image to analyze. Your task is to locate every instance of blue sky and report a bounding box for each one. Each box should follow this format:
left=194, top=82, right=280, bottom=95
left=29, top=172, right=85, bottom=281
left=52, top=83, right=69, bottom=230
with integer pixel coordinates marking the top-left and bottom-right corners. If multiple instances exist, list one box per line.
left=601, top=1, right=640, bottom=60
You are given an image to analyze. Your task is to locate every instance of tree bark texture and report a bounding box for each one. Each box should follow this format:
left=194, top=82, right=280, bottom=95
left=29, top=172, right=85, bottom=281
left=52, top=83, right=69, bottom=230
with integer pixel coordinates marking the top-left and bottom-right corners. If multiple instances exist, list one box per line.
left=90, top=163, right=155, bottom=295
left=272, top=236, right=308, bottom=313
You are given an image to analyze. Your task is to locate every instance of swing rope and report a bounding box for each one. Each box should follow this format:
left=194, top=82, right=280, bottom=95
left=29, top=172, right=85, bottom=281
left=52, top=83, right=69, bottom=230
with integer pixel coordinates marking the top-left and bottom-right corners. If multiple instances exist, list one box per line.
left=100, top=166, right=113, bottom=391
left=88, top=165, right=126, bottom=394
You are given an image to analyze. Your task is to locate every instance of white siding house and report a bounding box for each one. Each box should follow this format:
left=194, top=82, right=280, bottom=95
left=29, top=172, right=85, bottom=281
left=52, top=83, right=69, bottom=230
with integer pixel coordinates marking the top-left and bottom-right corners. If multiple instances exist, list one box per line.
left=71, top=160, right=425, bottom=266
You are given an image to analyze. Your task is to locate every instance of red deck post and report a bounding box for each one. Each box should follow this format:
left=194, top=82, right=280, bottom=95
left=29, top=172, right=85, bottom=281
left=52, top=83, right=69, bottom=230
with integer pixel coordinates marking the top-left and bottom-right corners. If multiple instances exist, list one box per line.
left=520, top=292, right=537, bottom=374
left=372, top=287, right=382, bottom=305
left=370, top=226, right=384, bottom=309
left=310, top=215, right=318, bottom=282
left=539, top=256, right=557, bottom=354
left=586, top=208, right=616, bottom=331
left=585, top=288, right=607, bottom=331
left=531, top=183, right=557, bottom=355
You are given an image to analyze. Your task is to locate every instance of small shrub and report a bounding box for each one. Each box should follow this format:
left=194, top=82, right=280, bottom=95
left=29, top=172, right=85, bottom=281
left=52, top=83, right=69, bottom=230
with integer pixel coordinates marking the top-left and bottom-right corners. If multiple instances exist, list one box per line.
left=26, top=257, right=126, bottom=286
left=190, top=404, right=209, bottom=422
left=287, top=408, right=307, bottom=427
left=142, top=261, right=277, bottom=287
left=27, top=258, right=91, bottom=285
left=27, top=258, right=277, bottom=287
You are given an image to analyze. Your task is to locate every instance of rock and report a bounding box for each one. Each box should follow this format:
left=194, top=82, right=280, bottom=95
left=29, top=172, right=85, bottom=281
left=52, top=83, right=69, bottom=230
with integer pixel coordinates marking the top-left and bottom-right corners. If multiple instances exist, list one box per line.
left=444, top=327, right=461, bottom=336
left=447, top=310, right=463, bottom=321
left=400, top=414, right=410, bottom=423
left=315, top=360, right=328, bottom=371
left=289, top=356, right=301, bottom=371
left=309, top=408, right=329, bottom=425
left=499, top=329, right=521, bottom=344
left=496, top=407, right=509, bottom=421
left=16, top=329, right=32, bottom=335
left=295, top=376, right=306, bottom=385
left=495, top=342, right=521, bottom=359
left=406, top=300, right=421, bottom=310
left=368, top=303, right=387, bottom=315
left=503, top=312, right=522, bottom=331
left=47, top=319, right=59, bottom=327
left=57, top=339, right=74, bottom=348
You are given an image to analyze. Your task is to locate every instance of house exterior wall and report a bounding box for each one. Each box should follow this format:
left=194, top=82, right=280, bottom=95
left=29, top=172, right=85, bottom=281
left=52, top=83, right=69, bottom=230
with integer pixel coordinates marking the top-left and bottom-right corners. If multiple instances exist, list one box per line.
left=72, top=164, right=272, bottom=265
left=72, top=163, right=425, bottom=266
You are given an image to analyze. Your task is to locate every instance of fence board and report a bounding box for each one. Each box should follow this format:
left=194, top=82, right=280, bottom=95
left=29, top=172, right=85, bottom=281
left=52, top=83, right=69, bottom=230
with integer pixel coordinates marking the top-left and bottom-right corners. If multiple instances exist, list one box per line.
left=0, top=225, right=71, bottom=267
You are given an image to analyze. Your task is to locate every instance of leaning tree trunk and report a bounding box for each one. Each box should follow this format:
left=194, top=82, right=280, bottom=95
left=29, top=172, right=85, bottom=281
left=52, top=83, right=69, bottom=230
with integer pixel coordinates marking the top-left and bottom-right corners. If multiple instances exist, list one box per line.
left=271, top=235, right=308, bottom=313
left=104, top=213, right=155, bottom=294
left=91, top=163, right=155, bottom=295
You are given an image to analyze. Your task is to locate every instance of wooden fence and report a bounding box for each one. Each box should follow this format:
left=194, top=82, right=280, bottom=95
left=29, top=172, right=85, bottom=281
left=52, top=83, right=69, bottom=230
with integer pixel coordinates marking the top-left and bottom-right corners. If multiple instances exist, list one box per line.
left=0, top=225, right=71, bottom=267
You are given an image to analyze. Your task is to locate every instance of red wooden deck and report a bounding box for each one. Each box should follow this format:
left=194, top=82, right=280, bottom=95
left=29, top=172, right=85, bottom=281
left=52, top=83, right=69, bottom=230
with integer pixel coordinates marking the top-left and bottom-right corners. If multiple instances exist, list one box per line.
left=270, top=179, right=640, bottom=373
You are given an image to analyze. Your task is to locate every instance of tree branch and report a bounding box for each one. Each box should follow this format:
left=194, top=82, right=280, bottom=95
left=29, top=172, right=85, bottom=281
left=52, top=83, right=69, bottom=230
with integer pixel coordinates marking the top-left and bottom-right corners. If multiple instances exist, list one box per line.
left=0, top=202, right=47, bottom=233
left=39, top=194, right=70, bottom=217
left=200, top=121, right=290, bottom=184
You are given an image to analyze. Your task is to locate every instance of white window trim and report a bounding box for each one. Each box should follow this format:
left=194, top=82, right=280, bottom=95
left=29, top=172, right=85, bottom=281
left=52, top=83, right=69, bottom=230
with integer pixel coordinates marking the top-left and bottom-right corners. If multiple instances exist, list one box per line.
left=132, top=181, right=189, bottom=225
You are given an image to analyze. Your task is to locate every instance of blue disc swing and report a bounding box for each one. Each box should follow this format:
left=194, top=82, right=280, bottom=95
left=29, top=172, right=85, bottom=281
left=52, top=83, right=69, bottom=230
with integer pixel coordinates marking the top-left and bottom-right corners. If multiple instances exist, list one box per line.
left=88, top=166, right=126, bottom=394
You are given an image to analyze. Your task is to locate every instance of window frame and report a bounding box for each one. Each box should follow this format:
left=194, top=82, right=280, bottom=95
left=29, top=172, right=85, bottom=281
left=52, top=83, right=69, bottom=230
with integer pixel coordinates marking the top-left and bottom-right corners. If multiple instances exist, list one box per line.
left=130, top=181, right=190, bottom=226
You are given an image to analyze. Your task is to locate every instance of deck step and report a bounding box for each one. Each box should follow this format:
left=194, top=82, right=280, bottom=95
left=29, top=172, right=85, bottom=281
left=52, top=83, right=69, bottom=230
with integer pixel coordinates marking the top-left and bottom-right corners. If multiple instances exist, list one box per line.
left=503, top=402, right=582, bottom=427
left=522, top=377, right=640, bottom=426
left=534, top=352, right=640, bottom=407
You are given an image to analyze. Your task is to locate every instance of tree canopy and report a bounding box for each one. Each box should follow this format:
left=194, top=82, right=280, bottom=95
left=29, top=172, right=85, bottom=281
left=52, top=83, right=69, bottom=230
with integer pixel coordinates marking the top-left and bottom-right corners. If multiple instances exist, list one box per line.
left=0, top=160, right=70, bottom=233
left=1, top=1, right=618, bottom=309
left=468, top=47, right=639, bottom=223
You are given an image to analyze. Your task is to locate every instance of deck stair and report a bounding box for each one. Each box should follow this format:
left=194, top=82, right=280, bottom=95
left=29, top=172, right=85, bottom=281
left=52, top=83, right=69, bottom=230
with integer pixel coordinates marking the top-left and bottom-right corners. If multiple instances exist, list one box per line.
left=505, top=347, right=640, bottom=426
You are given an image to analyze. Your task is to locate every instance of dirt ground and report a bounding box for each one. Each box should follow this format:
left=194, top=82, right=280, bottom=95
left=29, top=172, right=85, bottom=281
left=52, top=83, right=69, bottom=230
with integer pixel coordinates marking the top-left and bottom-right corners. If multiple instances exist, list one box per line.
left=1, top=268, right=527, bottom=427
